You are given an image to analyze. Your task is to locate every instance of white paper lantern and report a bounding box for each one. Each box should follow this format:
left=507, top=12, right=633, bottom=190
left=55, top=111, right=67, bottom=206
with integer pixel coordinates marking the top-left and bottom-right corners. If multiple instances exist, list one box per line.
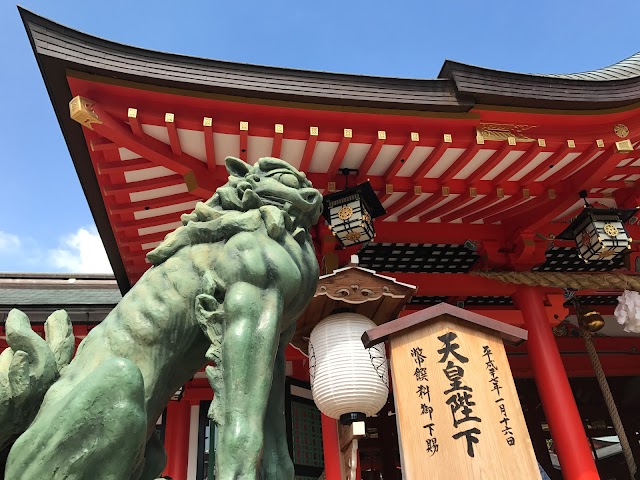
left=614, top=290, right=640, bottom=334
left=309, top=312, right=388, bottom=422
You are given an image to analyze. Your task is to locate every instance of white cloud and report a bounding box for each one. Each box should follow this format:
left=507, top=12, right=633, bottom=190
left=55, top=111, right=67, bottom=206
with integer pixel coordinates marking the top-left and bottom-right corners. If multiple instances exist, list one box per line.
left=48, top=226, right=113, bottom=274
left=0, top=231, right=21, bottom=252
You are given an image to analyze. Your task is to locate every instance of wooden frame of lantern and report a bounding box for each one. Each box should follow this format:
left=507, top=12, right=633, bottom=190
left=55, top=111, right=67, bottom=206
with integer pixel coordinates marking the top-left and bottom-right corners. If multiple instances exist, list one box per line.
left=557, top=205, right=637, bottom=262
left=322, top=181, right=386, bottom=247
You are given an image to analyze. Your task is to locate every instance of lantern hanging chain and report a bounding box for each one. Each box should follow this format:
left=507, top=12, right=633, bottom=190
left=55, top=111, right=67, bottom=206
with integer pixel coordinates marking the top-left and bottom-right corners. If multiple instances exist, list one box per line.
left=581, top=326, right=638, bottom=479
left=580, top=189, right=591, bottom=208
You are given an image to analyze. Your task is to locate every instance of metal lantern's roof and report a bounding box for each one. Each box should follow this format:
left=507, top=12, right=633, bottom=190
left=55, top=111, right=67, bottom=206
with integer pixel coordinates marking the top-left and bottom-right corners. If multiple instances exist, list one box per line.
left=557, top=207, right=639, bottom=240
left=322, top=182, right=386, bottom=222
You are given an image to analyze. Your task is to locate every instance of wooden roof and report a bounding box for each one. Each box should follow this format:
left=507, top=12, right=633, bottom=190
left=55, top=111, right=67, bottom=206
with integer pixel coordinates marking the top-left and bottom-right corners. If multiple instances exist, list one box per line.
left=362, top=302, right=528, bottom=348
left=291, top=265, right=416, bottom=351
left=20, top=8, right=640, bottom=295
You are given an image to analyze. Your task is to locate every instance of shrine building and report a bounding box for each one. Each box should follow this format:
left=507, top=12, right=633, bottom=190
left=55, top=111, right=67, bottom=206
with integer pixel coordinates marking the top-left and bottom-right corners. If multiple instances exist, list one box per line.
left=8, top=7, right=640, bottom=480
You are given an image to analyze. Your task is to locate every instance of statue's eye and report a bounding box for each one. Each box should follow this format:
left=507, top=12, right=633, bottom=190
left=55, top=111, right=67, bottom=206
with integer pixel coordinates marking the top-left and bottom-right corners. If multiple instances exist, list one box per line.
left=277, top=173, right=300, bottom=188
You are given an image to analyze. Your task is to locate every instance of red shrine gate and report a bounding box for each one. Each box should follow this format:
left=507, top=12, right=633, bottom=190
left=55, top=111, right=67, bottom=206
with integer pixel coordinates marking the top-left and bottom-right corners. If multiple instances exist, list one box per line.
left=14, top=7, right=640, bottom=479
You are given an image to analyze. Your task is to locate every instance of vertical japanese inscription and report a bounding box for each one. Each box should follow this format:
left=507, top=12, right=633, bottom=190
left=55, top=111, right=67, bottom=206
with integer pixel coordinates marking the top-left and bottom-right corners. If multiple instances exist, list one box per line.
left=483, top=345, right=515, bottom=446
left=410, top=346, right=439, bottom=456
left=437, top=332, right=482, bottom=457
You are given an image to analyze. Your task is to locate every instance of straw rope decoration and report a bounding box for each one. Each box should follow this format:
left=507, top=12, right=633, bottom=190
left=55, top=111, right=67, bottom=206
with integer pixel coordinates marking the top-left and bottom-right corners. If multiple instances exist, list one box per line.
left=471, top=271, right=640, bottom=292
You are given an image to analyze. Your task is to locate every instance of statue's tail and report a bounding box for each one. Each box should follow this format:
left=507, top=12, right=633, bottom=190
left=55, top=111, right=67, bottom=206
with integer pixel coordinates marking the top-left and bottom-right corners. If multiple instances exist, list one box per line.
left=0, top=309, right=74, bottom=451
left=194, top=272, right=226, bottom=425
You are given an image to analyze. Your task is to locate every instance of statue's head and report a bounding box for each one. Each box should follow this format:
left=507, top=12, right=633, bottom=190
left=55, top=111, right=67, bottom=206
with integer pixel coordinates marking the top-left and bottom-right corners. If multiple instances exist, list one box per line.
left=147, top=157, right=323, bottom=265
left=218, top=156, right=323, bottom=228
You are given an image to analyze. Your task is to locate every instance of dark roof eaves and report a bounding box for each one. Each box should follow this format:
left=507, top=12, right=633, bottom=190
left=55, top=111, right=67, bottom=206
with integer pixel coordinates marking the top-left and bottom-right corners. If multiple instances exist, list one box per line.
left=19, top=7, right=132, bottom=295
left=440, top=60, right=640, bottom=109
left=18, top=6, right=462, bottom=111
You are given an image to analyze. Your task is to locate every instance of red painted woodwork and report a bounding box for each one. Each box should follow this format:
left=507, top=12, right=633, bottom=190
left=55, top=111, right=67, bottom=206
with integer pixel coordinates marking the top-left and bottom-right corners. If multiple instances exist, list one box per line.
left=441, top=141, right=482, bottom=182
left=357, top=135, right=386, bottom=181
left=517, top=142, right=571, bottom=186
left=513, top=287, right=599, bottom=480
left=327, top=133, right=353, bottom=180
left=462, top=195, right=528, bottom=224
left=162, top=400, right=191, bottom=480
left=203, top=121, right=216, bottom=172
left=299, top=133, right=318, bottom=173
left=321, top=414, right=343, bottom=480
left=383, top=137, right=418, bottom=182
left=64, top=73, right=640, bottom=291
left=396, top=193, right=445, bottom=222
left=410, top=141, right=449, bottom=182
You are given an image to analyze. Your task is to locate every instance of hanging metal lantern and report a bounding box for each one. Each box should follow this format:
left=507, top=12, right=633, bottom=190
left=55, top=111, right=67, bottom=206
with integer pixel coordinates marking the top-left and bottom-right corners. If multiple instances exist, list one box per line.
left=557, top=191, right=636, bottom=262
left=308, top=312, right=389, bottom=424
left=322, top=174, right=385, bottom=247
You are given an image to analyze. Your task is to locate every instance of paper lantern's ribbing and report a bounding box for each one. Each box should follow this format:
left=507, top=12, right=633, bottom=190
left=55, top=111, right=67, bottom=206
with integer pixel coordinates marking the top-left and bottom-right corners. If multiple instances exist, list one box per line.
left=309, top=313, right=389, bottom=420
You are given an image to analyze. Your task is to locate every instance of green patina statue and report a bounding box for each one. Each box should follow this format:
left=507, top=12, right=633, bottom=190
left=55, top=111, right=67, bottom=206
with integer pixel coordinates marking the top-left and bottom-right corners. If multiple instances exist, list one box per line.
left=0, top=156, right=323, bottom=480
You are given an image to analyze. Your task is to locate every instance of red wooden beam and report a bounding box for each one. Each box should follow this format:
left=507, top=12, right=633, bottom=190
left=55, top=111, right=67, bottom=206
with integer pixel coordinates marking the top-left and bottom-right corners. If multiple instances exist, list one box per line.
left=419, top=193, right=475, bottom=222
left=410, top=137, right=451, bottom=182
left=127, top=108, right=143, bottom=137
left=103, top=174, right=185, bottom=196
left=120, top=230, right=169, bottom=251
left=439, top=140, right=482, bottom=183
left=464, top=143, right=512, bottom=184
left=97, top=158, right=153, bottom=175
left=109, top=192, right=200, bottom=216
left=381, top=190, right=421, bottom=218
left=517, top=141, right=573, bottom=186
left=90, top=138, right=119, bottom=152
left=299, top=126, right=319, bottom=173
left=272, top=123, right=284, bottom=158
left=397, top=191, right=446, bottom=222
left=165, top=113, right=182, bottom=156
left=113, top=209, right=192, bottom=234
left=366, top=220, right=508, bottom=244
left=203, top=117, right=216, bottom=172
left=239, top=121, right=249, bottom=161
left=508, top=144, right=626, bottom=233
left=383, top=133, right=418, bottom=183
left=484, top=193, right=549, bottom=225
left=461, top=194, right=526, bottom=224
left=542, top=143, right=601, bottom=185
left=377, top=185, right=393, bottom=205
left=492, top=140, right=546, bottom=185
left=357, top=131, right=386, bottom=181
left=84, top=100, right=216, bottom=197
left=440, top=191, right=503, bottom=223
left=614, top=166, right=640, bottom=175
left=327, top=129, right=353, bottom=179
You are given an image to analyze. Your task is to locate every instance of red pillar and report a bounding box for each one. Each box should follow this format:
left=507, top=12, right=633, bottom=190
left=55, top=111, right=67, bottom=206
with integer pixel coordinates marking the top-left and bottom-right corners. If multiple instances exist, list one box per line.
left=513, top=286, right=598, bottom=480
left=162, top=400, right=191, bottom=480
left=321, top=414, right=342, bottom=480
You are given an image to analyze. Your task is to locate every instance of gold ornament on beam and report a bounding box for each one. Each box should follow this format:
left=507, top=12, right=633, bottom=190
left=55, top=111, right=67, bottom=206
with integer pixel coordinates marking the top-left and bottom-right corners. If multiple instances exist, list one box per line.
left=614, top=124, right=630, bottom=138
left=476, top=123, right=538, bottom=143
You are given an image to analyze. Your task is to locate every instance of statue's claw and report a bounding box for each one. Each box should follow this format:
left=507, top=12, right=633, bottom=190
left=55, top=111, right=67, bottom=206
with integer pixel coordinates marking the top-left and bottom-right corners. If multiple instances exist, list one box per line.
left=0, top=308, right=71, bottom=451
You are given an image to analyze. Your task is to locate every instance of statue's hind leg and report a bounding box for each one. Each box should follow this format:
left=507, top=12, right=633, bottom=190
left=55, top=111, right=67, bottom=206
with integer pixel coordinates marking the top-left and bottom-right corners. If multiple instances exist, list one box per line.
left=216, top=283, right=284, bottom=480
left=5, top=357, right=147, bottom=480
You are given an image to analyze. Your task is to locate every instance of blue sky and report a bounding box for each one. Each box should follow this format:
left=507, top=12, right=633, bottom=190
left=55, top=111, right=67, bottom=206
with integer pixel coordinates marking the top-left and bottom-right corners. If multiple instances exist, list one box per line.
left=1, top=0, right=640, bottom=273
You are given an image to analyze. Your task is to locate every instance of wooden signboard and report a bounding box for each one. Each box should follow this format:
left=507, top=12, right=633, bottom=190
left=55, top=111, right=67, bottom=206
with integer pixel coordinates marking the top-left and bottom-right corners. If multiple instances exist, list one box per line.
left=363, top=303, right=541, bottom=480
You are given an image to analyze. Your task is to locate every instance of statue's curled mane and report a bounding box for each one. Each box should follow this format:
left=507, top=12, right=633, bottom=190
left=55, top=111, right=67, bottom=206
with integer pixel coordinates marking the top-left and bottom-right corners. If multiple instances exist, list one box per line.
left=147, top=157, right=322, bottom=266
